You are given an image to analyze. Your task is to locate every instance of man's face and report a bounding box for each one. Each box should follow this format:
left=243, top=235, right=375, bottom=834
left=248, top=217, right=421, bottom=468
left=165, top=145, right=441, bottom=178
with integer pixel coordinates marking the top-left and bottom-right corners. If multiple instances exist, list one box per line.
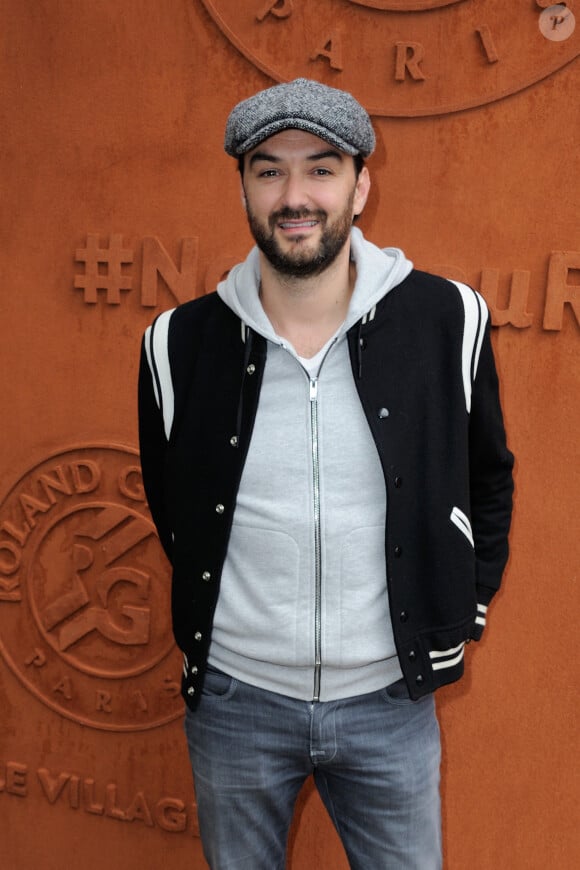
left=241, top=130, right=370, bottom=279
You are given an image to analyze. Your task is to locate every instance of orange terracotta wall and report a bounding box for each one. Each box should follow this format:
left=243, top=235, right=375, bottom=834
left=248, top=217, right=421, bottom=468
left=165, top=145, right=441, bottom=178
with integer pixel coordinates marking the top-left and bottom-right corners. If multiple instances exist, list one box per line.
left=1, top=2, right=578, bottom=868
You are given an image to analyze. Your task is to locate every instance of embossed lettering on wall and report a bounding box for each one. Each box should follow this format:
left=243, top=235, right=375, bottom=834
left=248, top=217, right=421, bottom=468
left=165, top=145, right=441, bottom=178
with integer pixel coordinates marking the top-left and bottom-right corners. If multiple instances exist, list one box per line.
left=200, top=0, right=579, bottom=116
left=0, top=759, right=199, bottom=837
left=436, top=252, right=579, bottom=330
left=74, top=236, right=198, bottom=307
left=71, top=238, right=580, bottom=332
left=0, top=446, right=182, bottom=731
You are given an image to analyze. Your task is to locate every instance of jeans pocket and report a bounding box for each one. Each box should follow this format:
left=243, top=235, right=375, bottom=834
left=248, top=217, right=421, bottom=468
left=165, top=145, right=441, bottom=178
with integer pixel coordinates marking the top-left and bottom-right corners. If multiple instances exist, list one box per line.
left=382, top=678, right=414, bottom=706
left=201, top=665, right=237, bottom=701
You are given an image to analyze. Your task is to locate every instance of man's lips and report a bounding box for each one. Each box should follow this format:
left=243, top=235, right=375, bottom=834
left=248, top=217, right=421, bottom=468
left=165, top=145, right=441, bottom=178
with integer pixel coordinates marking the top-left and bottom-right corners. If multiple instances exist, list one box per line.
left=277, top=219, right=319, bottom=230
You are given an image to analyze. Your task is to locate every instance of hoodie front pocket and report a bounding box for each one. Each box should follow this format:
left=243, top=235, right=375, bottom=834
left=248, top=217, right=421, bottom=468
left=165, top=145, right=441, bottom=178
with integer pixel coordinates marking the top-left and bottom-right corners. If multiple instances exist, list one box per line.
left=450, top=506, right=474, bottom=547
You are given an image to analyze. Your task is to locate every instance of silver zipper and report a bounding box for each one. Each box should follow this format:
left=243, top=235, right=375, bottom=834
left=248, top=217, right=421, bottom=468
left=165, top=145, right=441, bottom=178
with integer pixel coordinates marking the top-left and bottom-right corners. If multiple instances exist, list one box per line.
left=289, top=337, right=338, bottom=702
left=309, top=376, right=322, bottom=701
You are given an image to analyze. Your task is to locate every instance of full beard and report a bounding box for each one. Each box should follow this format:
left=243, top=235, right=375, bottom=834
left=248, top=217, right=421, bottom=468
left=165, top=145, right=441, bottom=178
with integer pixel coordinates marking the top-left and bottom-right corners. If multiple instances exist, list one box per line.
left=246, top=197, right=354, bottom=279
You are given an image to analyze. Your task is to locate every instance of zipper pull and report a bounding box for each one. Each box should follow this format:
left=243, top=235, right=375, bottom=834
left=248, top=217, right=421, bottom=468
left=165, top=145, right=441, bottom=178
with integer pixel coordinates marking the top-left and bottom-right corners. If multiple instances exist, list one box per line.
left=309, top=378, right=318, bottom=401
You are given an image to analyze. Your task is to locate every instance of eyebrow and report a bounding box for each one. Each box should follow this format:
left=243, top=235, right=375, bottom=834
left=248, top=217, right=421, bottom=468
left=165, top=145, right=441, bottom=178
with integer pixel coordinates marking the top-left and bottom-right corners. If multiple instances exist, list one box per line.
left=248, top=149, right=344, bottom=169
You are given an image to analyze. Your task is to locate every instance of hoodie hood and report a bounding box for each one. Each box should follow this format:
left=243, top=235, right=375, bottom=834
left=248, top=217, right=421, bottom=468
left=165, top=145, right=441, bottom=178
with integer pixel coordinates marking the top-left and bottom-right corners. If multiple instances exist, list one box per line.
left=217, top=227, right=413, bottom=344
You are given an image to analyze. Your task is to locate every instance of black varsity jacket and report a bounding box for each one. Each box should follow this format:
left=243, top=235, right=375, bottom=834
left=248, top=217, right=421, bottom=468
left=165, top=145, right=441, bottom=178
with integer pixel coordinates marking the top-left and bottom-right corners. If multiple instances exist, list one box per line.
left=138, top=269, right=514, bottom=709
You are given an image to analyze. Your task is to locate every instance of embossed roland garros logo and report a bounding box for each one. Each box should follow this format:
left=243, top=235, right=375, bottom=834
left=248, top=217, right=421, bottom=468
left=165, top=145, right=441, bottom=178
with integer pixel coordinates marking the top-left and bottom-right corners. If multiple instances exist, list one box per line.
left=0, top=446, right=182, bottom=732
left=200, top=0, right=579, bottom=116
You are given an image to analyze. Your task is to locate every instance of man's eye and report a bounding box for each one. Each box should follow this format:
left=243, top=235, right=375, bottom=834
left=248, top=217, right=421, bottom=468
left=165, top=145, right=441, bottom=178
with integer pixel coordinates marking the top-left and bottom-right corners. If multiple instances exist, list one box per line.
left=259, top=169, right=279, bottom=178
left=312, top=168, right=332, bottom=176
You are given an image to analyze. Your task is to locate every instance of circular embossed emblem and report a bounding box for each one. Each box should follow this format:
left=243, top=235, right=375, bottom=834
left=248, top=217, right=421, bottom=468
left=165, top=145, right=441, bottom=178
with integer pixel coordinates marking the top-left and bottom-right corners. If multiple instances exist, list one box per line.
left=0, top=446, right=182, bottom=731
left=201, top=0, right=579, bottom=116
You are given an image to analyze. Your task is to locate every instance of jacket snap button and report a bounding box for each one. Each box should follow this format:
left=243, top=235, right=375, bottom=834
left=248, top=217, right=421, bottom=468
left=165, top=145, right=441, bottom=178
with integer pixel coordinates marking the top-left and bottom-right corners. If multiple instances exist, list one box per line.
left=194, top=631, right=202, bottom=641
left=394, top=477, right=403, bottom=488
left=191, top=666, right=198, bottom=675
left=415, top=674, right=424, bottom=686
left=378, top=407, right=389, bottom=419
left=246, top=364, right=256, bottom=375
left=187, top=687, right=195, bottom=696
left=394, top=545, right=402, bottom=557
left=400, top=610, right=409, bottom=623
left=202, top=571, right=211, bottom=581
left=408, top=650, right=416, bottom=662
left=215, top=504, right=225, bottom=514
left=230, top=435, right=238, bottom=447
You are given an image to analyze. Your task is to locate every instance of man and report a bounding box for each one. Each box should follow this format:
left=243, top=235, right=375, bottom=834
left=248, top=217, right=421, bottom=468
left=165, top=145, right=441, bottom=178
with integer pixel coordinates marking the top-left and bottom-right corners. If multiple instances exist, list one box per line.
left=138, top=78, right=514, bottom=869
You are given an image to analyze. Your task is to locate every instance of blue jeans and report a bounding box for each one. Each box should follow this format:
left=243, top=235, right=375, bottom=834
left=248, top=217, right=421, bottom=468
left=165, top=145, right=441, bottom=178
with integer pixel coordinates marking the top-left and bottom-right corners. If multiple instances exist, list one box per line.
left=184, top=668, right=441, bottom=870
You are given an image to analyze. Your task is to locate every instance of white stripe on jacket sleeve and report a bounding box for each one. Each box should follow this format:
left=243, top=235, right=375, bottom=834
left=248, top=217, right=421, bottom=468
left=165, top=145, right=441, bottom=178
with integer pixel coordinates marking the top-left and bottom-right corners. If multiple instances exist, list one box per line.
left=429, top=642, right=466, bottom=671
left=450, top=281, right=489, bottom=414
left=144, top=308, right=175, bottom=440
left=475, top=603, right=488, bottom=627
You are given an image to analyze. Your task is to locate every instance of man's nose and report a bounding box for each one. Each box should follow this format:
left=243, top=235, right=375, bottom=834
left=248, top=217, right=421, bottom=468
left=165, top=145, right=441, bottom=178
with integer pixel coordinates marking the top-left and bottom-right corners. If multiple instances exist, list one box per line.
left=280, top=173, right=310, bottom=211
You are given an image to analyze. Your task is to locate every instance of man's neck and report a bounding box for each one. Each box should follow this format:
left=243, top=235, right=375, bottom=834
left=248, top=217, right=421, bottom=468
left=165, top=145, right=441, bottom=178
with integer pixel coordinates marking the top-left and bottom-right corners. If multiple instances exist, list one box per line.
left=259, top=248, right=356, bottom=359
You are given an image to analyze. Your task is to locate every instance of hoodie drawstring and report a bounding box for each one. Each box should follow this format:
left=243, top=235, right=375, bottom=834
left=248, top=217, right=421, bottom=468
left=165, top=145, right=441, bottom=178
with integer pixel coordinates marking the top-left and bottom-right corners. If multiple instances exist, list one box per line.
left=356, top=320, right=364, bottom=379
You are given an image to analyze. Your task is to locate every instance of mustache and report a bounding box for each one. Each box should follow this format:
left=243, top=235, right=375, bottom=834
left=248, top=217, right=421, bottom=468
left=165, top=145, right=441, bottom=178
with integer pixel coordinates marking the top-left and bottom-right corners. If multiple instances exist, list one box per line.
left=270, top=208, right=327, bottom=223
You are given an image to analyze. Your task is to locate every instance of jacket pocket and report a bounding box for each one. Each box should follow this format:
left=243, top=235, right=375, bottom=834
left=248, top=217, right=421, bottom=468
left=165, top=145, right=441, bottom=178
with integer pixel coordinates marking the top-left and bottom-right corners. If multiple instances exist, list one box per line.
left=450, top=506, right=474, bottom=547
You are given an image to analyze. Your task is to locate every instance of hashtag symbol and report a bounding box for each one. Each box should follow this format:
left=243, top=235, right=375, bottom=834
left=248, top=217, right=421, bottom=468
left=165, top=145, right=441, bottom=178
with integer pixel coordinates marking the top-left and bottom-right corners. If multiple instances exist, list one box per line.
left=74, top=234, right=134, bottom=304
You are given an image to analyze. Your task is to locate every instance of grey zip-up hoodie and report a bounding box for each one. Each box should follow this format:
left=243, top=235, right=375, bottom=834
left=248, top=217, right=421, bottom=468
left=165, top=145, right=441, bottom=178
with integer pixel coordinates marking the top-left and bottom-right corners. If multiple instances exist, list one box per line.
left=210, top=228, right=413, bottom=701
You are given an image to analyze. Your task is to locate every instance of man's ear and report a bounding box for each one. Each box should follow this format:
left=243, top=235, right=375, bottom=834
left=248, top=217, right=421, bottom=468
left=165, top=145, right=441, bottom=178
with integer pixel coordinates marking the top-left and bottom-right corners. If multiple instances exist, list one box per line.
left=240, top=179, right=247, bottom=211
left=353, top=166, right=371, bottom=219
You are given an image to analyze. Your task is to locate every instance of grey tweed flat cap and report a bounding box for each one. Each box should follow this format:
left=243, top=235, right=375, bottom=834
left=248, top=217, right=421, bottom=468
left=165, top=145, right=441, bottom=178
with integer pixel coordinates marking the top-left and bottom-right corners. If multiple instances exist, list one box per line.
left=224, top=78, right=375, bottom=158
